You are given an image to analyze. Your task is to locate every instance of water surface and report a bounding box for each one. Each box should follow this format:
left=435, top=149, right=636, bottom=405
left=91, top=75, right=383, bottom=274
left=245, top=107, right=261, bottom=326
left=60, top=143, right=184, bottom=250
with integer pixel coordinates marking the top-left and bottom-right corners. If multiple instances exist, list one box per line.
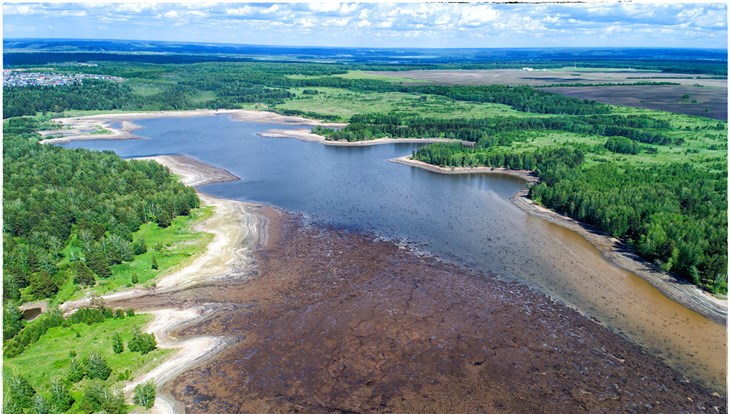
left=60, top=114, right=726, bottom=391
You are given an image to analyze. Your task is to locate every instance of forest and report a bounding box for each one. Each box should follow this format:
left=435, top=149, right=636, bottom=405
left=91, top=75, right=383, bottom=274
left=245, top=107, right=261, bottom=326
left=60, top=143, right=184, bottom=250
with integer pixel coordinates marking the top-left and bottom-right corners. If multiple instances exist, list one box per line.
left=3, top=117, right=200, bottom=305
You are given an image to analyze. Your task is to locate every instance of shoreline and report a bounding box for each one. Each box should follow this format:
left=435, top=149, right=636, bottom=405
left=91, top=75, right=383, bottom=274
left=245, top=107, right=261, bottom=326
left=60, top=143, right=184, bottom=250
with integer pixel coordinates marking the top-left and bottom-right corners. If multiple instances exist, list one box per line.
left=393, top=155, right=727, bottom=325
left=259, top=128, right=471, bottom=147
left=40, top=109, right=346, bottom=145
left=59, top=154, right=270, bottom=414
left=390, top=155, right=540, bottom=183
left=45, top=111, right=726, bottom=324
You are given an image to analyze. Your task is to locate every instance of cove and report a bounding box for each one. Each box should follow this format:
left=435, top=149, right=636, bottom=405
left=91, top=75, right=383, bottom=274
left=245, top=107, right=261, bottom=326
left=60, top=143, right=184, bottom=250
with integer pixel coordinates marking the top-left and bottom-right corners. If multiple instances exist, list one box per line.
left=59, top=114, right=726, bottom=392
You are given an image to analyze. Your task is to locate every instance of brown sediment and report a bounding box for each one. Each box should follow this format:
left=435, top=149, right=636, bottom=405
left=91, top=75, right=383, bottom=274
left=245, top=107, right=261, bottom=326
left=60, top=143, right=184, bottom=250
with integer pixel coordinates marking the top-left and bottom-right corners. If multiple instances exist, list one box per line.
left=393, top=156, right=727, bottom=326
left=164, top=212, right=726, bottom=413
left=511, top=189, right=728, bottom=326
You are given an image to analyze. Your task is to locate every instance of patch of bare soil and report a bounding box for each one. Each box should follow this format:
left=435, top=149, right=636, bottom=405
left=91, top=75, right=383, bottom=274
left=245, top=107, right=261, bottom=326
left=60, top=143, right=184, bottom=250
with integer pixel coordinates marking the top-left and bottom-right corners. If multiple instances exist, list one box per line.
left=167, top=214, right=726, bottom=414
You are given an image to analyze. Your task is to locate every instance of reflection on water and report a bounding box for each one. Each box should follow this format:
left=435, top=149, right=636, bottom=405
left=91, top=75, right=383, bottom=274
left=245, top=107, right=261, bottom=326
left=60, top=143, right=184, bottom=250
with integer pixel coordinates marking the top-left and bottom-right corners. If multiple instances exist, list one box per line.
left=60, top=114, right=726, bottom=391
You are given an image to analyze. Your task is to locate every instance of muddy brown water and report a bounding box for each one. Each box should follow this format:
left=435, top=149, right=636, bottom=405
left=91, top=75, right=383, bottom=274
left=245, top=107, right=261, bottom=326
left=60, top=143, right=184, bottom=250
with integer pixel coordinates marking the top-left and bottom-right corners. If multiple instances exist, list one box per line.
left=60, top=115, right=726, bottom=395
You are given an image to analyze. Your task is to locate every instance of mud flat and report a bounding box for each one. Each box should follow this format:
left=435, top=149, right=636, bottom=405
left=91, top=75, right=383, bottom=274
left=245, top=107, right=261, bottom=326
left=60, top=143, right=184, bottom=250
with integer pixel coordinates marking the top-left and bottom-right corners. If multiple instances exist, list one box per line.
left=167, top=213, right=726, bottom=413
left=393, top=156, right=726, bottom=326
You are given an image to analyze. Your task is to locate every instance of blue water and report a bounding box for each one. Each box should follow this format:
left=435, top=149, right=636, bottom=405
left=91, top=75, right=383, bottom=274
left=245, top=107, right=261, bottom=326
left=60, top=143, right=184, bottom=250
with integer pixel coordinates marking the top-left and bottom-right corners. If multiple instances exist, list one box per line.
left=60, top=114, right=536, bottom=276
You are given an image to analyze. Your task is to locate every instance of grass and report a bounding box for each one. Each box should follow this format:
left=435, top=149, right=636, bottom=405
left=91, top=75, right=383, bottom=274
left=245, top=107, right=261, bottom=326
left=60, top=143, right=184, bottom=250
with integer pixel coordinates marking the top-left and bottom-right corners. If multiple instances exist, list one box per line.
left=3, top=313, right=172, bottom=410
left=56, top=206, right=214, bottom=303
left=95, top=206, right=214, bottom=295
left=278, top=87, right=528, bottom=121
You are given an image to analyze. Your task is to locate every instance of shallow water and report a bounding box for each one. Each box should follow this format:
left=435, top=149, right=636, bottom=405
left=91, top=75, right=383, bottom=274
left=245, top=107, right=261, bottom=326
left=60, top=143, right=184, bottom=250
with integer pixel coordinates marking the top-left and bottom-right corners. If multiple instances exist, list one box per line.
left=60, top=114, right=726, bottom=391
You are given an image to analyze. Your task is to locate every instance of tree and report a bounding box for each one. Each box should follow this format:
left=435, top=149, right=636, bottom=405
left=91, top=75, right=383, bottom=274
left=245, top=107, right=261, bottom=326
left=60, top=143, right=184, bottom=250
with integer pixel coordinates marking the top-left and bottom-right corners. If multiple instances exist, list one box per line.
left=67, top=357, right=86, bottom=383
left=132, top=237, right=147, bottom=255
left=81, top=380, right=127, bottom=414
left=86, top=249, right=112, bottom=278
left=133, top=380, right=157, bottom=409
left=151, top=255, right=159, bottom=270
left=112, top=332, right=124, bottom=354
left=3, top=301, right=24, bottom=340
left=74, top=261, right=96, bottom=286
left=84, top=352, right=112, bottom=380
left=131, top=273, right=139, bottom=284
left=32, top=395, right=51, bottom=414
left=28, top=269, right=59, bottom=299
left=48, top=377, right=74, bottom=413
left=128, top=328, right=157, bottom=355
left=7, top=375, right=36, bottom=409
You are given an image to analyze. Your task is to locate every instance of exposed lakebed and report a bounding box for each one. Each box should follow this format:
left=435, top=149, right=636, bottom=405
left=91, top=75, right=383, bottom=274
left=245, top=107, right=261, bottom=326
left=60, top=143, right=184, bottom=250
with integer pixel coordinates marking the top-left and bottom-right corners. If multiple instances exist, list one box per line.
left=60, top=114, right=726, bottom=392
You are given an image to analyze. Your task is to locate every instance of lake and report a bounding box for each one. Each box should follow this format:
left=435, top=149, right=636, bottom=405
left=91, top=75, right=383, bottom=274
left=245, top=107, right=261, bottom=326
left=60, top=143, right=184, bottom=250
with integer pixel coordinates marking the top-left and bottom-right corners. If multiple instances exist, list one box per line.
left=60, top=114, right=726, bottom=390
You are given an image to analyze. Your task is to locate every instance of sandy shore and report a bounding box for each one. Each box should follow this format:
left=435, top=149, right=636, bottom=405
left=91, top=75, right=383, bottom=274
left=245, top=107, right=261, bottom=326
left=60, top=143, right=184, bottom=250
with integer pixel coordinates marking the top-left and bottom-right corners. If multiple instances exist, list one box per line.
left=59, top=154, right=269, bottom=414
left=390, top=155, right=539, bottom=183
left=260, top=128, right=471, bottom=147
left=394, top=155, right=727, bottom=325
left=40, top=109, right=346, bottom=145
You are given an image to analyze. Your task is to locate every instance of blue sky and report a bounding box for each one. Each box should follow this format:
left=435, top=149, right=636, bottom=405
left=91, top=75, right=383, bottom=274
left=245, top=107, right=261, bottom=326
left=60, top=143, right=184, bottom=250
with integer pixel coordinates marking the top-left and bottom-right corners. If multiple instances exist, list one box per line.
left=3, top=2, right=728, bottom=49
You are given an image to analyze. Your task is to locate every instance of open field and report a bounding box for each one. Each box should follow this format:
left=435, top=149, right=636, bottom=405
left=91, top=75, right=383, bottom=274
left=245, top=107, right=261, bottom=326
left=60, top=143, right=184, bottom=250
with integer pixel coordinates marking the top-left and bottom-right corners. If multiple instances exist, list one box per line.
left=550, top=85, right=727, bottom=120
left=367, top=69, right=727, bottom=120
left=278, top=87, right=532, bottom=121
left=3, top=313, right=172, bottom=410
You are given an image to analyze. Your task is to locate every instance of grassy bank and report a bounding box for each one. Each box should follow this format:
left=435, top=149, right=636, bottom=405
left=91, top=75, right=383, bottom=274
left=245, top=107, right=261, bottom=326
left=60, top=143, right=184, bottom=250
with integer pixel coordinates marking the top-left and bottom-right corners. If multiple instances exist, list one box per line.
left=3, top=312, right=170, bottom=412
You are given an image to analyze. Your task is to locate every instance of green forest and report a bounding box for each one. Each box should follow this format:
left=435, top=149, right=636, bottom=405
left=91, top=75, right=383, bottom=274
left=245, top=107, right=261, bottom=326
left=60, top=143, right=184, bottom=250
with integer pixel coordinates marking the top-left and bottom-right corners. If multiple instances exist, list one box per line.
left=3, top=117, right=200, bottom=305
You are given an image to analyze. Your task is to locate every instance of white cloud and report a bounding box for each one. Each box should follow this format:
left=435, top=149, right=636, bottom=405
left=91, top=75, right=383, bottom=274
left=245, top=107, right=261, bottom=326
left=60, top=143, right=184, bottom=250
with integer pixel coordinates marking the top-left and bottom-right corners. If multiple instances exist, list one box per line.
left=116, top=4, right=155, bottom=14
left=225, top=6, right=253, bottom=16
left=298, top=17, right=317, bottom=28
left=60, top=10, right=88, bottom=17
left=358, top=19, right=372, bottom=28
left=163, top=10, right=180, bottom=19
left=459, top=5, right=499, bottom=27
left=260, top=5, right=280, bottom=15
left=4, top=5, right=39, bottom=15
left=309, top=3, right=340, bottom=13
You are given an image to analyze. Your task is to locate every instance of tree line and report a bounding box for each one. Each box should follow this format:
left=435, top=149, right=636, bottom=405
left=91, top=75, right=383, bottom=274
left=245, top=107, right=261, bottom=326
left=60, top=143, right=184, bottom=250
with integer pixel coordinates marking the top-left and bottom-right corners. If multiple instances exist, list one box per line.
left=315, top=112, right=675, bottom=146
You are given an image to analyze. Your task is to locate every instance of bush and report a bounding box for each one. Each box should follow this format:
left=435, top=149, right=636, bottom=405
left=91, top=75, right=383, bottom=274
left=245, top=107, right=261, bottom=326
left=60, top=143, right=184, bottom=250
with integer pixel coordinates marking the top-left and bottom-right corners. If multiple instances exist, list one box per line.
left=128, top=328, right=157, bottom=355
left=133, top=380, right=157, bottom=409
left=112, top=332, right=124, bottom=354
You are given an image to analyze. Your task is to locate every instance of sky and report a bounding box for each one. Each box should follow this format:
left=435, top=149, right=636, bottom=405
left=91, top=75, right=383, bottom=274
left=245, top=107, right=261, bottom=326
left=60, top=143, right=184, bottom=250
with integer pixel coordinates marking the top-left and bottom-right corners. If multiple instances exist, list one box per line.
left=3, top=1, right=728, bottom=49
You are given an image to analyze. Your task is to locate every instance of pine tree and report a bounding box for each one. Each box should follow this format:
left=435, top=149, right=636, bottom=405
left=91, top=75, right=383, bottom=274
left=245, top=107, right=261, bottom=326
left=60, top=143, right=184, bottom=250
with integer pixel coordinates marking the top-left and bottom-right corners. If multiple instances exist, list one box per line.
left=133, top=380, right=157, bottom=409
left=112, top=333, right=124, bottom=354
left=84, top=352, right=111, bottom=380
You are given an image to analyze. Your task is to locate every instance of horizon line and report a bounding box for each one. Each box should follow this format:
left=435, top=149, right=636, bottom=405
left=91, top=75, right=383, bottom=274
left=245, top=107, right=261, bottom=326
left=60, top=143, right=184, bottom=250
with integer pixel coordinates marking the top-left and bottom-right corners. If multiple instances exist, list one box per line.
left=4, top=37, right=729, bottom=53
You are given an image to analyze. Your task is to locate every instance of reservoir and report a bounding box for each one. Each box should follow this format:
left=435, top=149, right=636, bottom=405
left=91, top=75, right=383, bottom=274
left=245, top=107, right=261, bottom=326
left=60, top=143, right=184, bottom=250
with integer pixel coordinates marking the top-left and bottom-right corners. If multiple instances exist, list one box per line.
left=60, top=114, right=726, bottom=391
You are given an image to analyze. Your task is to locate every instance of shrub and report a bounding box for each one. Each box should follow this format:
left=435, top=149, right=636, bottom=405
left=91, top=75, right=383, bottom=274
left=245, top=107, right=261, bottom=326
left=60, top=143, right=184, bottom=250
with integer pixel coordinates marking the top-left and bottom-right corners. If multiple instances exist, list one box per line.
left=133, top=380, right=157, bottom=409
